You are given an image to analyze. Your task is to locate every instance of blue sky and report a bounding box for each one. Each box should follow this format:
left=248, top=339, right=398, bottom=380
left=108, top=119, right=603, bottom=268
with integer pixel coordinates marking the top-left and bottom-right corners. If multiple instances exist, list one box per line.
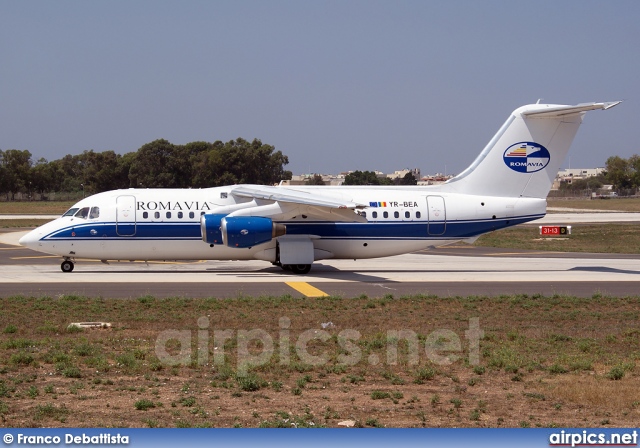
left=1, top=1, right=637, bottom=176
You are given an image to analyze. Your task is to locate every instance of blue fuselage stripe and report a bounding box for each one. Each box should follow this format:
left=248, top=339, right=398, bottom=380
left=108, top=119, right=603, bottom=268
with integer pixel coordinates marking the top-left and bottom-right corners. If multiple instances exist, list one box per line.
left=42, top=215, right=541, bottom=242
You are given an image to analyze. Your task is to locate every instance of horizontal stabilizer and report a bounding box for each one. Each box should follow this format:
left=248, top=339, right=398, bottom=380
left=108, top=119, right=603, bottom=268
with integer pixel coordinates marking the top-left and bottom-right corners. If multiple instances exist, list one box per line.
left=522, top=101, right=621, bottom=118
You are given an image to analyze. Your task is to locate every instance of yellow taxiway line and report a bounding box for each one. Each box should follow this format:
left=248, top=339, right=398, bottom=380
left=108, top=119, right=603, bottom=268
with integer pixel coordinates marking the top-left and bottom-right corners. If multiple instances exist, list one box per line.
left=285, top=282, right=329, bottom=298
left=11, top=255, right=60, bottom=259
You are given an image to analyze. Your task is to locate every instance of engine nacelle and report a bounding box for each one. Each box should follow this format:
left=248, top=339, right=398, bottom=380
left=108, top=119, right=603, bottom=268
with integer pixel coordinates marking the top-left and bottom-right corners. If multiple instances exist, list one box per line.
left=221, top=216, right=286, bottom=248
left=200, top=214, right=228, bottom=244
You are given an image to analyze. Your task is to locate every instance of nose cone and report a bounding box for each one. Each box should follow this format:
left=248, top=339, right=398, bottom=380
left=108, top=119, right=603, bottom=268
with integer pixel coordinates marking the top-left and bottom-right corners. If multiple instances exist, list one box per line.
left=18, top=229, right=40, bottom=248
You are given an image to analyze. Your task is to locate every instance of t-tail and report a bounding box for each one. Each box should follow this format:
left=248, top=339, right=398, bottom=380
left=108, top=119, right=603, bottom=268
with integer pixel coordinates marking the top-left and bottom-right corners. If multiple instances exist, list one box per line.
left=443, top=101, right=621, bottom=198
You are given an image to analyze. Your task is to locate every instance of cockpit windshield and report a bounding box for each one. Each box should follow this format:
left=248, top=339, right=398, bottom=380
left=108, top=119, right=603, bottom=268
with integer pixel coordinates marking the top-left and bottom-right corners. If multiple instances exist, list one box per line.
left=63, top=208, right=79, bottom=217
left=74, top=207, right=90, bottom=219
left=66, top=206, right=100, bottom=220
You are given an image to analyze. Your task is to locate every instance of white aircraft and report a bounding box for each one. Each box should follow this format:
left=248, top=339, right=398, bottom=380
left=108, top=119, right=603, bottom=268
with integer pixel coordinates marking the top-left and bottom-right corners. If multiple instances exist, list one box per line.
left=19, top=101, right=620, bottom=274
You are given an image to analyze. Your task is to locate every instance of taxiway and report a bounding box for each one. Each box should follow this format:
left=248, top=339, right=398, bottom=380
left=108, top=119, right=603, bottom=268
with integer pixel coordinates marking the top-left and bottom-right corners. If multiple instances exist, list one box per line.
left=2, top=216, right=640, bottom=298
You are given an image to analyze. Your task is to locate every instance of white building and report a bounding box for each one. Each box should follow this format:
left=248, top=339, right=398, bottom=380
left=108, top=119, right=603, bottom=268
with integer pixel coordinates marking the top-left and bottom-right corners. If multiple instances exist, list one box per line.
left=386, top=168, right=421, bottom=181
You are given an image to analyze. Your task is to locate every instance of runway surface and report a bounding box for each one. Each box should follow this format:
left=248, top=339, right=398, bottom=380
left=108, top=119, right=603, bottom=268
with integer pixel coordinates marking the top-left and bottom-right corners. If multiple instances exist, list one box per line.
left=2, top=216, right=640, bottom=298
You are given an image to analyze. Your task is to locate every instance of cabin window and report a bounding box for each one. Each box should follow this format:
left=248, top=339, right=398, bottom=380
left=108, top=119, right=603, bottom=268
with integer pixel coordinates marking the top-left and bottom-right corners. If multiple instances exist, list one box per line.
left=201, top=211, right=205, bottom=216
left=372, top=211, right=378, bottom=219
left=166, top=212, right=171, bottom=219
left=154, top=212, right=160, bottom=219
left=361, top=211, right=367, bottom=218
left=394, top=211, right=399, bottom=219
left=89, top=207, right=100, bottom=219
left=63, top=208, right=79, bottom=217
left=74, top=207, right=90, bottom=219
left=383, top=211, right=388, bottom=219
left=405, top=211, right=410, bottom=219
left=189, top=212, right=195, bottom=219
left=416, top=211, right=421, bottom=219
left=178, top=212, right=183, bottom=219
left=143, top=212, right=149, bottom=219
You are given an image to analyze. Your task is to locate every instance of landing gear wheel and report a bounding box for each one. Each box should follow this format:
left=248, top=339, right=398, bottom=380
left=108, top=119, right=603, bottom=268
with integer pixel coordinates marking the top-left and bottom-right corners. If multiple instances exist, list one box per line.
left=61, top=260, right=74, bottom=273
left=289, top=264, right=311, bottom=275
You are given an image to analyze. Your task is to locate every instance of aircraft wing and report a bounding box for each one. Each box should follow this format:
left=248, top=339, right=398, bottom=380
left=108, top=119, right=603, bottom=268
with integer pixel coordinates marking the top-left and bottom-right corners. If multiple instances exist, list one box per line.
left=231, top=185, right=366, bottom=209
left=229, top=185, right=368, bottom=223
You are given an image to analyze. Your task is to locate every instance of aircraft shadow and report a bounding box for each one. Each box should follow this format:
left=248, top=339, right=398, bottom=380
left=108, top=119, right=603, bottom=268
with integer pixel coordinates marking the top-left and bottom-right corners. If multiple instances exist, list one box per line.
left=569, top=266, right=640, bottom=275
left=66, top=265, right=640, bottom=281
left=66, top=264, right=393, bottom=282
left=213, top=264, right=396, bottom=283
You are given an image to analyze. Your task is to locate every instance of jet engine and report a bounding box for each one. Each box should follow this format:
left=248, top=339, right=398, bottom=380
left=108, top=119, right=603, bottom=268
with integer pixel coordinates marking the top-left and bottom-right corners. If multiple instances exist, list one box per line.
left=200, top=214, right=228, bottom=245
left=221, top=216, right=286, bottom=248
left=201, top=214, right=286, bottom=248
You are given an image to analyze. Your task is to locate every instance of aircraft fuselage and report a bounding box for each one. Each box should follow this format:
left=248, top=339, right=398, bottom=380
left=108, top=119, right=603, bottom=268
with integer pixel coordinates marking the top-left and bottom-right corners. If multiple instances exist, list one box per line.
left=20, top=186, right=545, bottom=262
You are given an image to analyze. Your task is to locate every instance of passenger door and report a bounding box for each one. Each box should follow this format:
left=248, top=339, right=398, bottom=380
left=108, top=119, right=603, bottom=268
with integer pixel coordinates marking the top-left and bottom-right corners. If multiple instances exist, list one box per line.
left=427, top=196, right=446, bottom=235
left=116, top=195, right=136, bottom=236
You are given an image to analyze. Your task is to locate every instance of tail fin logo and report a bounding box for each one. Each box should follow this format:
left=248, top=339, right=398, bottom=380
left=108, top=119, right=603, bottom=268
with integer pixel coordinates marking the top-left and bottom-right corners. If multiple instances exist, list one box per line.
left=503, top=142, right=550, bottom=173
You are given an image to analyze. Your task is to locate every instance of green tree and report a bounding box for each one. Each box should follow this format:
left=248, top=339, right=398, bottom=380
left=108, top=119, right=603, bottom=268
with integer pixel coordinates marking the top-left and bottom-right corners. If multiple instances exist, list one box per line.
left=54, top=154, right=85, bottom=193
left=178, top=141, right=213, bottom=188
left=344, top=170, right=383, bottom=185
left=0, top=150, right=7, bottom=198
left=1, top=136, right=291, bottom=196
left=115, top=152, right=135, bottom=189
left=30, top=158, right=56, bottom=199
left=219, top=138, right=290, bottom=186
left=604, top=156, right=633, bottom=190
left=191, top=138, right=290, bottom=187
left=1, top=149, right=32, bottom=200
left=191, top=140, right=226, bottom=187
left=396, top=172, right=418, bottom=185
left=84, top=150, right=132, bottom=193
left=306, top=174, right=325, bottom=185
left=128, top=139, right=183, bottom=188
left=628, top=155, right=640, bottom=189
left=559, top=175, right=605, bottom=191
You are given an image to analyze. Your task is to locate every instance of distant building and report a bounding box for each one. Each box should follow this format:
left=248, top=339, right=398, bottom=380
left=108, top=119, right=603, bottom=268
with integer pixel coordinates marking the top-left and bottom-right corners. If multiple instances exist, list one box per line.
left=282, top=173, right=346, bottom=186
left=284, top=166, right=607, bottom=190
left=281, top=167, right=471, bottom=186
left=556, top=168, right=605, bottom=179
left=418, top=173, right=454, bottom=186
left=552, top=167, right=605, bottom=190
left=387, top=168, right=421, bottom=181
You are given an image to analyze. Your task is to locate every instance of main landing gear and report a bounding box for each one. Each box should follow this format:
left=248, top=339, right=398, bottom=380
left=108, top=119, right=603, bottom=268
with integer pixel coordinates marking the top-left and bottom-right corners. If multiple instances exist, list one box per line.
left=273, top=243, right=312, bottom=274
left=273, top=261, right=312, bottom=275
left=283, top=264, right=312, bottom=275
left=61, top=258, right=75, bottom=273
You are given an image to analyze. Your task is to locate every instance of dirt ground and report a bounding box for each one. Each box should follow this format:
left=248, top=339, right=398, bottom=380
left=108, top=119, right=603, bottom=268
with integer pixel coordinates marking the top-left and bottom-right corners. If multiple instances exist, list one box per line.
left=1, top=294, right=639, bottom=428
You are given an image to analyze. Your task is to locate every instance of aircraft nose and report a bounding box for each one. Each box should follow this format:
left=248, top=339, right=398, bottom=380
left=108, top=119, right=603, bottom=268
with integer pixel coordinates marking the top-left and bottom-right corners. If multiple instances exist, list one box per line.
left=18, top=229, right=39, bottom=248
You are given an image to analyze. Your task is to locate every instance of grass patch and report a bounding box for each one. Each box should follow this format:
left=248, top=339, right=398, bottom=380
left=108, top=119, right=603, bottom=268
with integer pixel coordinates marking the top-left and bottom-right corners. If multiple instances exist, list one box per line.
left=0, top=201, right=74, bottom=214
left=413, top=367, right=436, bottom=384
left=371, top=390, right=391, bottom=400
left=0, top=292, right=639, bottom=427
left=135, top=399, right=156, bottom=411
left=33, top=403, right=69, bottom=422
left=475, top=223, right=640, bottom=254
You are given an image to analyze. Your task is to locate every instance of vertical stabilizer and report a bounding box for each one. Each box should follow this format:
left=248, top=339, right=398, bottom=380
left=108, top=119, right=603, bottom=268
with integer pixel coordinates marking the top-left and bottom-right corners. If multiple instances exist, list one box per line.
left=443, top=102, right=620, bottom=198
